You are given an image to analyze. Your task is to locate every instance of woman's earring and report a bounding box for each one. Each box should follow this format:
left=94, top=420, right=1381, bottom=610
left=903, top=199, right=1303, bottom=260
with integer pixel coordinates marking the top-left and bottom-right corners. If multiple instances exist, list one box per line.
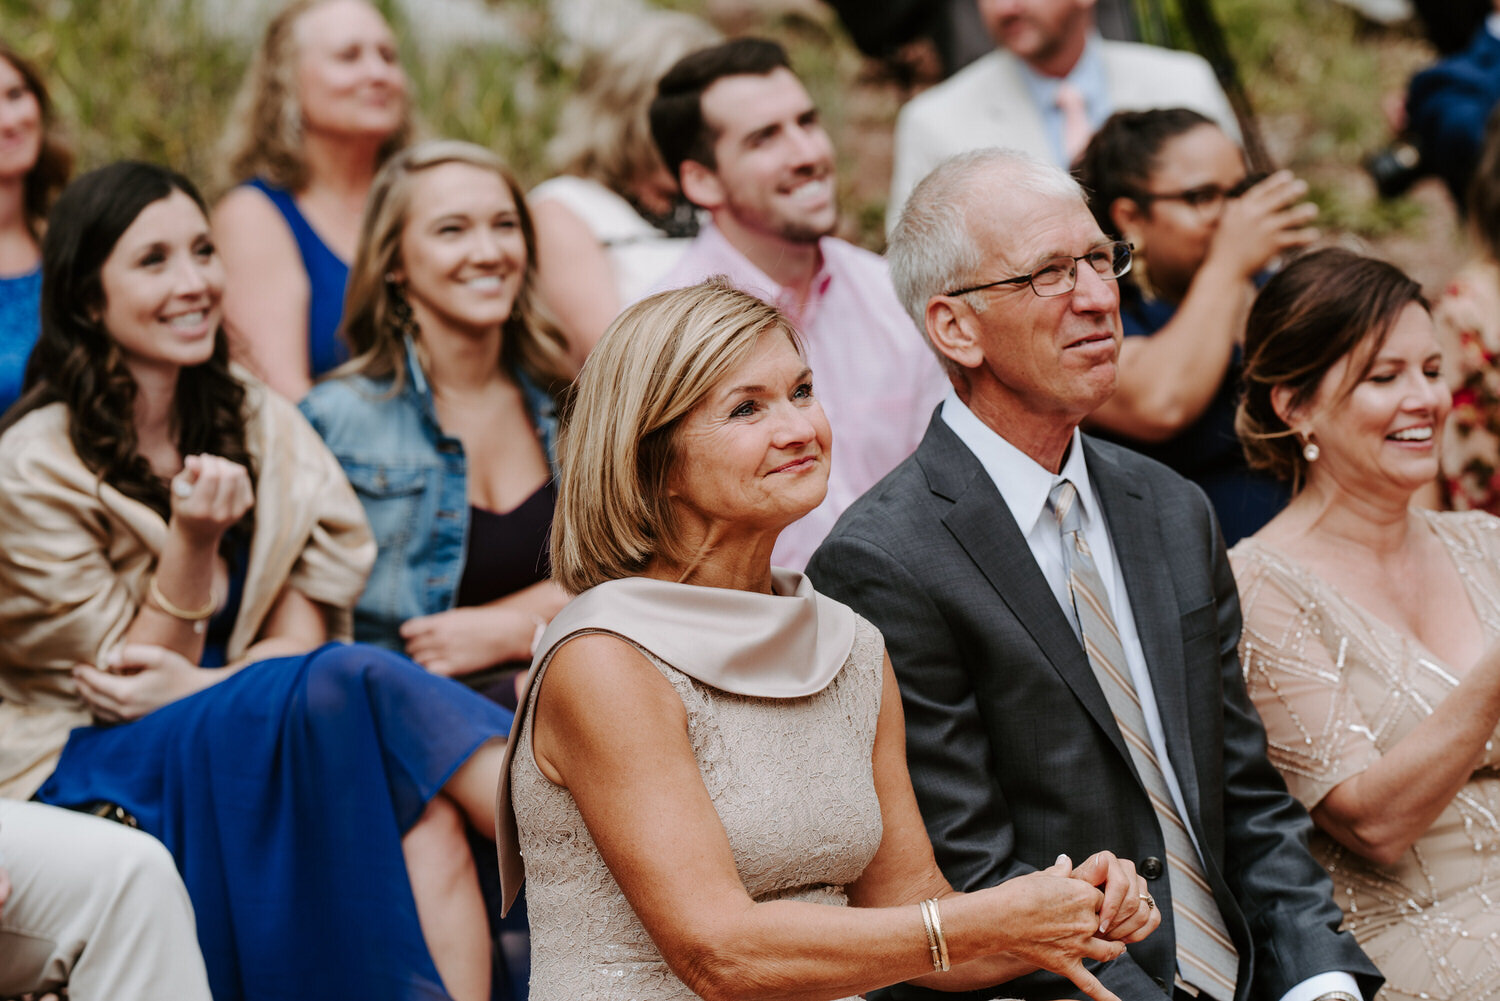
left=1301, top=434, right=1320, bottom=463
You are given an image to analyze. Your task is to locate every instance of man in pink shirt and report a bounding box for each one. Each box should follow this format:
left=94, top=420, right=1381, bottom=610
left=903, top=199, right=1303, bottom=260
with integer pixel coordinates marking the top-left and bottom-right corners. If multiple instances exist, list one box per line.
left=648, top=37, right=948, bottom=569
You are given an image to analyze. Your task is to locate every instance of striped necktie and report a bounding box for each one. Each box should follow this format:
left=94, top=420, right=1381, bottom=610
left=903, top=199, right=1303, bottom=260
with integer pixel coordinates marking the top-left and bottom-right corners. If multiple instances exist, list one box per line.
left=1048, top=479, right=1239, bottom=1001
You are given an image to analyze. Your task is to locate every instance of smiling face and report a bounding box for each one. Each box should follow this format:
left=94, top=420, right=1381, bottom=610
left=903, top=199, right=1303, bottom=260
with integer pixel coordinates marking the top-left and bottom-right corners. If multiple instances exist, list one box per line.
left=686, top=68, right=837, bottom=245
left=1296, top=302, right=1450, bottom=499
left=97, top=190, right=225, bottom=380
left=957, top=193, right=1122, bottom=433
left=394, top=162, right=528, bottom=339
left=0, top=56, right=42, bottom=184
left=294, top=0, right=408, bottom=143
left=668, top=326, right=831, bottom=538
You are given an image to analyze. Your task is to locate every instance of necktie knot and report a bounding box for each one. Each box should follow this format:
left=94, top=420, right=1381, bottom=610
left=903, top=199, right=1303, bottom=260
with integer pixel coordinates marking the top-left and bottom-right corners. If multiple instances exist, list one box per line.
left=1049, top=479, right=1082, bottom=536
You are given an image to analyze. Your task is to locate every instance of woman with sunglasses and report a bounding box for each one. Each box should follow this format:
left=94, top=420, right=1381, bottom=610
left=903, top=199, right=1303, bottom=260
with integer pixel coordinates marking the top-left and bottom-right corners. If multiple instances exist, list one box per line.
left=1076, top=108, right=1318, bottom=542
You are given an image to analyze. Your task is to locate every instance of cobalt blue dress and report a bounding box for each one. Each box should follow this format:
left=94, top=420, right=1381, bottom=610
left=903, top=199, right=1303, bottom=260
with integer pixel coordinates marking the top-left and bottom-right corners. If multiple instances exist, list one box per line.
left=246, top=178, right=351, bottom=379
left=36, top=641, right=514, bottom=1001
left=1098, top=282, right=1289, bottom=545
left=0, top=265, right=42, bottom=413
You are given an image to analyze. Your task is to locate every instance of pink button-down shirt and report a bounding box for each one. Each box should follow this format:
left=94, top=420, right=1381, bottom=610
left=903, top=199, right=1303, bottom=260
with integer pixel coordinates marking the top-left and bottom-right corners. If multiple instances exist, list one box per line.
left=652, top=222, right=949, bottom=569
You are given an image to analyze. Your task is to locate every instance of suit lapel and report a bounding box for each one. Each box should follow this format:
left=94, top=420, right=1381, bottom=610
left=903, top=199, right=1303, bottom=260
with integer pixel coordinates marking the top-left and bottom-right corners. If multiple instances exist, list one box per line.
left=919, top=420, right=1135, bottom=767
left=1085, top=440, right=1203, bottom=819
left=981, top=54, right=1053, bottom=166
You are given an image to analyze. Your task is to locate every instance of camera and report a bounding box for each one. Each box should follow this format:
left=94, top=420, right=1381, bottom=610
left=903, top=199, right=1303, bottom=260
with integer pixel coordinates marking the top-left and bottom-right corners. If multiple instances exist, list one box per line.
left=1363, top=139, right=1425, bottom=199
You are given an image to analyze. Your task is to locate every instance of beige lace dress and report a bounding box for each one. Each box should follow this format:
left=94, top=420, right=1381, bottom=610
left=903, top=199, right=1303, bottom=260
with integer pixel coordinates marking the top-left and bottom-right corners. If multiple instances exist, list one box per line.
left=1231, top=511, right=1500, bottom=1001
left=502, top=572, right=885, bottom=1000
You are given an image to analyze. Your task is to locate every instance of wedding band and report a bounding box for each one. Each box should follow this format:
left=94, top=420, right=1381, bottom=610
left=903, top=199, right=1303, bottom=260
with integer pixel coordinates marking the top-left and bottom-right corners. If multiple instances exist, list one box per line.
left=173, top=480, right=193, bottom=499
left=1140, top=893, right=1155, bottom=909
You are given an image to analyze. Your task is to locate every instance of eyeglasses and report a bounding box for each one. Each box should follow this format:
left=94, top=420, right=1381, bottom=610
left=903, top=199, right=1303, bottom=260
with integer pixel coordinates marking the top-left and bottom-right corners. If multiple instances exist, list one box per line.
left=1134, top=173, right=1265, bottom=214
left=944, top=240, right=1134, bottom=299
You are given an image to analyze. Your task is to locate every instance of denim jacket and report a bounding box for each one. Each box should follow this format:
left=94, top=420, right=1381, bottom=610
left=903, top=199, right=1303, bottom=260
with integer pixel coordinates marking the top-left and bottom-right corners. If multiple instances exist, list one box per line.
left=299, top=339, right=559, bottom=651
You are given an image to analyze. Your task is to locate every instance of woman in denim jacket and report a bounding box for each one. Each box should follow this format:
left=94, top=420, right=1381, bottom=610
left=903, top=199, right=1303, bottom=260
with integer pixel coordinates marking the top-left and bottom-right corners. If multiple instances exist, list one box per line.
left=302, top=140, right=576, bottom=709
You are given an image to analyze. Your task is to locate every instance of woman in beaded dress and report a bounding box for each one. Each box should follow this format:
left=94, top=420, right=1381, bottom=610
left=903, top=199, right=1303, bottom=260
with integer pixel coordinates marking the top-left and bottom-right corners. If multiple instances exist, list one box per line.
left=494, top=279, right=1162, bottom=1001
left=1230, top=248, right=1500, bottom=1001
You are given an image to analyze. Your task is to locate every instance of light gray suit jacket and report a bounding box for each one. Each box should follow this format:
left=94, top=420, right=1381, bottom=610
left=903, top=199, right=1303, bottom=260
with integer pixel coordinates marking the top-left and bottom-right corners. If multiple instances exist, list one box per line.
left=887, top=40, right=1238, bottom=231
left=807, top=416, right=1380, bottom=1001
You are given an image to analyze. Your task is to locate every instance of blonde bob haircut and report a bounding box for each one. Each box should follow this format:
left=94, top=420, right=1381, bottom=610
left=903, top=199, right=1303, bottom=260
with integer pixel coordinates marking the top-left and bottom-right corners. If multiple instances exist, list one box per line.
left=545, top=11, right=721, bottom=195
left=336, top=139, right=573, bottom=392
left=552, top=278, right=803, bottom=594
left=218, top=0, right=413, bottom=192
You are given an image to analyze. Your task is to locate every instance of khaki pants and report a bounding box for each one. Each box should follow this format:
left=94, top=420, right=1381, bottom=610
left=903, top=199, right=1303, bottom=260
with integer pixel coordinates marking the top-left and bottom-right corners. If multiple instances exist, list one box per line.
left=0, top=800, right=212, bottom=1001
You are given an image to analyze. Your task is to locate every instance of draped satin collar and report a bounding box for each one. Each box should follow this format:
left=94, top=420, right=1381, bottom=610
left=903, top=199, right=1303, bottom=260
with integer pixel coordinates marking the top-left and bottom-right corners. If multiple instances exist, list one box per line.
left=532, top=568, right=856, bottom=698
left=494, top=569, right=857, bottom=911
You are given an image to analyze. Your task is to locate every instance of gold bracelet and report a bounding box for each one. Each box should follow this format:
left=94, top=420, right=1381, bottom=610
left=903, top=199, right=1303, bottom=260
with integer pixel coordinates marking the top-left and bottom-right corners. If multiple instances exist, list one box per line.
left=925, top=898, right=950, bottom=972
left=918, top=899, right=941, bottom=972
left=148, top=575, right=217, bottom=622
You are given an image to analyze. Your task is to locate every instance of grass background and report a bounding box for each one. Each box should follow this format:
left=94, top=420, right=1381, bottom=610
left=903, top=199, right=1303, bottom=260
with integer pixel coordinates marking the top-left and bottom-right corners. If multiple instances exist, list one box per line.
left=1, top=0, right=1454, bottom=271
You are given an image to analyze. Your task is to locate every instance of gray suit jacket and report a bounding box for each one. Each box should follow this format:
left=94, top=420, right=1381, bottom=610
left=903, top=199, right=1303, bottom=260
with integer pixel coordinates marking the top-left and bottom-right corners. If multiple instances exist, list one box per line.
left=807, top=415, right=1380, bottom=1001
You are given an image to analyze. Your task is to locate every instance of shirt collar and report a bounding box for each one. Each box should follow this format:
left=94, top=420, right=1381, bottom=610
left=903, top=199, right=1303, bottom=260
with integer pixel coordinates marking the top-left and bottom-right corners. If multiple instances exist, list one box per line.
left=939, top=388, right=1099, bottom=536
left=696, top=220, right=835, bottom=328
left=1018, top=31, right=1107, bottom=113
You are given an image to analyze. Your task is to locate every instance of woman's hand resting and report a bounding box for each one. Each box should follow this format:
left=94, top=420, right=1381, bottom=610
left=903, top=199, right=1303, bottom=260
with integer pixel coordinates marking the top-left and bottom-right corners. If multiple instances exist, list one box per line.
left=168, top=454, right=254, bottom=546
left=400, top=606, right=541, bottom=676
left=73, top=644, right=215, bottom=722
left=976, top=853, right=1157, bottom=1001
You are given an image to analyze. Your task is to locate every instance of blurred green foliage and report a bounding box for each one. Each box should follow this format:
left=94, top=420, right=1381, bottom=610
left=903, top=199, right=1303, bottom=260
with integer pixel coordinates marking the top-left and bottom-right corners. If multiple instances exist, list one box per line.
left=0, top=0, right=1441, bottom=242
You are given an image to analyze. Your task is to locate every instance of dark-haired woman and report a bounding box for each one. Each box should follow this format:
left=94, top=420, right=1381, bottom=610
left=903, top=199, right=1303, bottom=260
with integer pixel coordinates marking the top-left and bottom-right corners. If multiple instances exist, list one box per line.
left=0, top=42, right=71, bottom=412
left=0, top=161, right=514, bottom=1001
left=1075, top=108, right=1317, bottom=542
left=1231, top=247, right=1500, bottom=1001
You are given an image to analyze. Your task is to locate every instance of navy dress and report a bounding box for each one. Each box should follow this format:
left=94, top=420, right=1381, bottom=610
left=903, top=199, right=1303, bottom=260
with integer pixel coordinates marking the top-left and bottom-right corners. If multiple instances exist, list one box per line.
left=36, top=639, right=514, bottom=1001
left=246, top=178, right=351, bottom=380
left=1098, top=282, right=1289, bottom=545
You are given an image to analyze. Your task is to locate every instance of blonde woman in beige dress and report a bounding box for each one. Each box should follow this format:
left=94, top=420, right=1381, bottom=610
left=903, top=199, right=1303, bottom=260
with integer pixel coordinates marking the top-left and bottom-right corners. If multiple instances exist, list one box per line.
left=1230, top=248, right=1500, bottom=1001
left=494, top=279, right=1162, bottom=1001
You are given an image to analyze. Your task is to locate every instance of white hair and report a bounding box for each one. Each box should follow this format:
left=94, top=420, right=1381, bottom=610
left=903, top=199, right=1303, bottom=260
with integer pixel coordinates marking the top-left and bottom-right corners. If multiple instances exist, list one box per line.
left=887, top=148, right=1087, bottom=345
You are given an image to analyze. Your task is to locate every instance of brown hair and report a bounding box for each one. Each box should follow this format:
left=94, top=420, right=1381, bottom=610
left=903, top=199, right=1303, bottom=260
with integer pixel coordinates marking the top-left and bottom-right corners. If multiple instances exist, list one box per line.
left=0, top=42, right=74, bottom=239
left=1237, top=248, right=1427, bottom=485
left=218, top=0, right=412, bottom=192
left=551, top=278, right=802, bottom=594
left=335, top=139, right=573, bottom=394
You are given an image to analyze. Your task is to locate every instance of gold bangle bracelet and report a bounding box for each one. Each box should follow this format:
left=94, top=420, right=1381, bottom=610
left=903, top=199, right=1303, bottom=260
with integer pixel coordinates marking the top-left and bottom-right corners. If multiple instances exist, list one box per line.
left=918, top=899, right=941, bottom=972
left=925, top=898, right=951, bottom=972
left=148, top=575, right=217, bottom=622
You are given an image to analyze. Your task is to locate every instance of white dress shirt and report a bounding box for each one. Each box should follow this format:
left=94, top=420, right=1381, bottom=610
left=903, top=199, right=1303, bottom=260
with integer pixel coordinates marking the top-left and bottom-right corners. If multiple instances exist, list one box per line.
left=940, top=390, right=1362, bottom=1001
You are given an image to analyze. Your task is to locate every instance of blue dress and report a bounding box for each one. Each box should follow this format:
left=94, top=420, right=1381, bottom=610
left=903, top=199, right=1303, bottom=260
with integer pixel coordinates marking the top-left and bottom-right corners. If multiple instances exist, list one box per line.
left=0, top=266, right=42, bottom=414
left=245, top=178, right=350, bottom=379
left=1099, top=282, right=1289, bottom=545
left=36, top=642, right=514, bottom=1001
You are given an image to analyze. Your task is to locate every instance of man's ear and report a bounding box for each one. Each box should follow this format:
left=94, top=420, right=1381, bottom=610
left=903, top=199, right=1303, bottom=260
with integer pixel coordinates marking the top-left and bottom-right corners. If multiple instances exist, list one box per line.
left=925, top=296, right=985, bottom=372
left=679, top=159, right=725, bottom=212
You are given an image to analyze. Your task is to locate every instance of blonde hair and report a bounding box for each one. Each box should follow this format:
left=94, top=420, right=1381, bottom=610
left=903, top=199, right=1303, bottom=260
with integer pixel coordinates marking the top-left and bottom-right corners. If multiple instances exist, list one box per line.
left=336, top=139, right=573, bottom=393
left=218, top=0, right=413, bottom=191
left=551, top=278, right=802, bottom=593
left=545, top=11, right=721, bottom=196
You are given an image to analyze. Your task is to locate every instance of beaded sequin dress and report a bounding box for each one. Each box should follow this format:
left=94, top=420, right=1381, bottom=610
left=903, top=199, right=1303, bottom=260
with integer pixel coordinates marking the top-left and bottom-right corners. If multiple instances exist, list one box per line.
left=1232, top=510, right=1500, bottom=1001
left=508, top=590, right=884, bottom=1001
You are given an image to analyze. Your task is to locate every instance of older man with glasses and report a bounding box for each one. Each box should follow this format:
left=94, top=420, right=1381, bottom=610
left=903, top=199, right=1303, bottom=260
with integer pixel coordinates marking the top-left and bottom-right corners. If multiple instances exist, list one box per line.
left=807, top=147, right=1381, bottom=1001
